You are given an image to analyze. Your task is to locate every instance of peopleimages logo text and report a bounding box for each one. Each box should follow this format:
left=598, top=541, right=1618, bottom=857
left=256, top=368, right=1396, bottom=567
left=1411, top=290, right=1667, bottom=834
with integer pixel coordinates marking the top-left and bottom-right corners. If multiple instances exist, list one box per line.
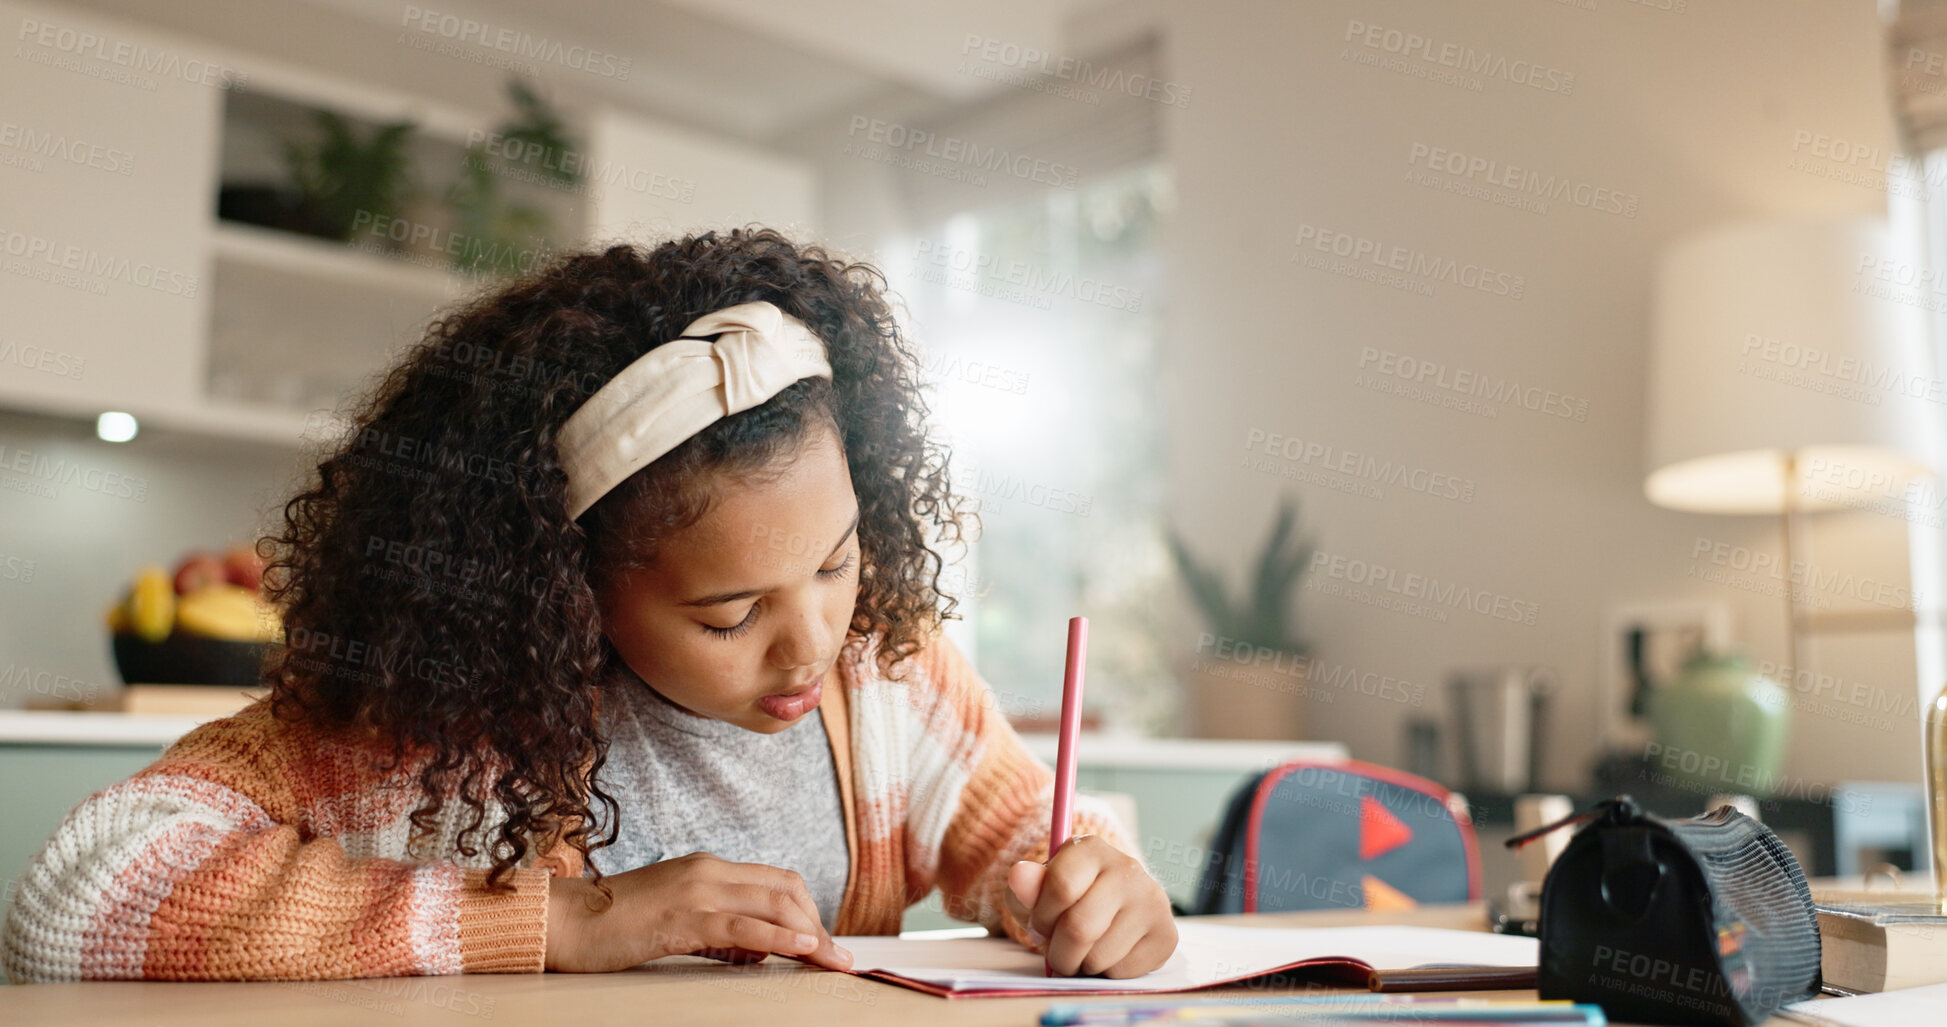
left=1358, top=347, right=1587, bottom=420
left=0, top=444, right=148, bottom=501
left=1309, top=551, right=1539, bottom=625
left=399, top=5, right=632, bottom=80
left=1293, top=223, right=1525, bottom=298
left=15, top=17, right=249, bottom=90
left=1343, top=20, right=1574, bottom=94
left=0, top=229, right=197, bottom=296
left=0, top=121, right=135, bottom=175
left=958, top=34, right=1192, bottom=108
left=1406, top=143, right=1637, bottom=218
left=846, top=117, right=1079, bottom=189
left=1242, top=429, right=1477, bottom=502
left=1742, top=330, right=1946, bottom=405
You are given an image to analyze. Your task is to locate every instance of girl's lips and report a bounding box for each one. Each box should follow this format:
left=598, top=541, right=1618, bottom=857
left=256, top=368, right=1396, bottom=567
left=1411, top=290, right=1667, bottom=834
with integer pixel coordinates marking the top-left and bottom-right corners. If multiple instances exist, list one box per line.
left=759, top=679, right=823, bottom=721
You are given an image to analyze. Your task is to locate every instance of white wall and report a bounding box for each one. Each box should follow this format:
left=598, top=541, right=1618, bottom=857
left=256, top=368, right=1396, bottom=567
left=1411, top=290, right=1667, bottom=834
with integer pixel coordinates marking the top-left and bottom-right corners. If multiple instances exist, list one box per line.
left=1146, top=0, right=1924, bottom=789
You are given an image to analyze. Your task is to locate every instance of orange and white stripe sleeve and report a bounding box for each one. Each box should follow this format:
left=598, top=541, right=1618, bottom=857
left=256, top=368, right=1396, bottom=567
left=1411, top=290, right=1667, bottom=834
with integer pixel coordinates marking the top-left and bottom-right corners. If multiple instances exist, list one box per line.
left=0, top=709, right=560, bottom=982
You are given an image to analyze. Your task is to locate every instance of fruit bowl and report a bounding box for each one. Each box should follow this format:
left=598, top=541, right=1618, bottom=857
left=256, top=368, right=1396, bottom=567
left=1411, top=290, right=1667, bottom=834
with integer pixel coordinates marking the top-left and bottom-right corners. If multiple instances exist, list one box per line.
left=110, top=631, right=277, bottom=688
left=108, top=544, right=281, bottom=687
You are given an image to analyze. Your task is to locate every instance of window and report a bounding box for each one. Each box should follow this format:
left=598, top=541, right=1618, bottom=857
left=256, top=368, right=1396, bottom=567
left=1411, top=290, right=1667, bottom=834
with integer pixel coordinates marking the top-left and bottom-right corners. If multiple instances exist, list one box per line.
left=890, top=165, right=1176, bottom=731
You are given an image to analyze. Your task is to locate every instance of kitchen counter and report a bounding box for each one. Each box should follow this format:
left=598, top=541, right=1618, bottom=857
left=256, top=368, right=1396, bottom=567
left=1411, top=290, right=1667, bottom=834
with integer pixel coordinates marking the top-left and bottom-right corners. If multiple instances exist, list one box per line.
left=0, top=707, right=1345, bottom=767
left=0, top=709, right=1350, bottom=925
left=1018, top=733, right=1343, bottom=769
left=0, top=708, right=220, bottom=747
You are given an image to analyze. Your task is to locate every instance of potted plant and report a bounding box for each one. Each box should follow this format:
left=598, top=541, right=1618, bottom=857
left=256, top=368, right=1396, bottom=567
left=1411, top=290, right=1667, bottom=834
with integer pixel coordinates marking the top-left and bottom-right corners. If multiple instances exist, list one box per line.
left=444, top=79, right=579, bottom=276
left=281, top=109, right=418, bottom=244
left=1167, top=495, right=1314, bottom=739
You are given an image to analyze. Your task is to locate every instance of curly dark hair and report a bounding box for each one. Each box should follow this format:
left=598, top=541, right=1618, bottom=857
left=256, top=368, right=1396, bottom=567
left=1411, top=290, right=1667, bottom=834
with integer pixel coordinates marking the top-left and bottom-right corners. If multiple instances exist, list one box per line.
left=264, top=227, right=969, bottom=888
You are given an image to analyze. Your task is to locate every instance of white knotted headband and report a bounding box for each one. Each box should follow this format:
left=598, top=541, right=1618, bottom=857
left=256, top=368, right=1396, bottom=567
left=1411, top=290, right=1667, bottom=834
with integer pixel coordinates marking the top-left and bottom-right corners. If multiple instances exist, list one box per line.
left=556, top=301, right=831, bottom=519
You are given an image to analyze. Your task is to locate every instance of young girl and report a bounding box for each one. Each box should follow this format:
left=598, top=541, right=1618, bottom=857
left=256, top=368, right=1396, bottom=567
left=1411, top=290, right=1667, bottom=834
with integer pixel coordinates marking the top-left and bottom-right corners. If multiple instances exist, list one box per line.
left=1, top=228, right=1177, bottom=983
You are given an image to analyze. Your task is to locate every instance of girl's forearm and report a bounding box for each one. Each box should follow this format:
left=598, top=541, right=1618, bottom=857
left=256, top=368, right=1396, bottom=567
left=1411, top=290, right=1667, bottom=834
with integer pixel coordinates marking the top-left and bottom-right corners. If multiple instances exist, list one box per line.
left=2, top=771, right=551, bottom=981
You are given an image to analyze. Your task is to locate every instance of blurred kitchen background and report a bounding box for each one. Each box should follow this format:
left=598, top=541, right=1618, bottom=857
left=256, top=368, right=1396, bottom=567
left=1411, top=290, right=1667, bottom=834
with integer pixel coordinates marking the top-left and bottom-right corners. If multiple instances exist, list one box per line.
left=6, top=0, right=1947, bottom=904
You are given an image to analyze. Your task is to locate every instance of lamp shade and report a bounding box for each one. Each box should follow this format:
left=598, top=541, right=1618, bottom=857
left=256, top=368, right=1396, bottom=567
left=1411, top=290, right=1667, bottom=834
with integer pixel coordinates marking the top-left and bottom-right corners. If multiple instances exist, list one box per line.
left=1645, top=217, right=1938, bottom=514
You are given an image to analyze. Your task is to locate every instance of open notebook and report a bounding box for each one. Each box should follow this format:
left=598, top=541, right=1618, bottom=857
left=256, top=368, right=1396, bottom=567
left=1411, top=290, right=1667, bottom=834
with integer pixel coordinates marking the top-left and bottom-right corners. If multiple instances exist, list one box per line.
left=1785, top=982, right=1947, bottom=1027
left=832, top=922, right=1540, bottom=999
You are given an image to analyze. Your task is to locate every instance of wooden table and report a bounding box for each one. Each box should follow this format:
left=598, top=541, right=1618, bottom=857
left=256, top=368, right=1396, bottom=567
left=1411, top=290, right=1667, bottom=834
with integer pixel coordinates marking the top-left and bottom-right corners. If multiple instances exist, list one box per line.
left=0, top=903, right=1812, bottom=1026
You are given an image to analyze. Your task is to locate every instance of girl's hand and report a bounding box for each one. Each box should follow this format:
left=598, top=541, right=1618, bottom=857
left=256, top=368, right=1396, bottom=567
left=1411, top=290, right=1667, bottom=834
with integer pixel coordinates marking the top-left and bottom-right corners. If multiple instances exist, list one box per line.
left=545, top=852, right=854, bottom=973
left=1002, top=834, right=1179, bottom=978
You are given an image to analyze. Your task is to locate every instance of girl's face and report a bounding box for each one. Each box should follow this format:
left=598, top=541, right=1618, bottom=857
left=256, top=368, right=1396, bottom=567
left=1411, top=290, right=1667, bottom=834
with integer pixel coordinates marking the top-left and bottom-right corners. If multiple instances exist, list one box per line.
left=597, top=423, right=862, bottom=733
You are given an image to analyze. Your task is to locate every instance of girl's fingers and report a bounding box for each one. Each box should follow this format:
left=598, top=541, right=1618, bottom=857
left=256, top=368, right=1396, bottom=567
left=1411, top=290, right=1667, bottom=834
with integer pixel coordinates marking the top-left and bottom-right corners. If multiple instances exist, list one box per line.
left=1044, top=878, right=1123, bottom=976
left=750, top=864, right=834, bottom=943
left=1031, top=849, right=1106, bottom=942
left=755, top=861, right=825, bottom=931
left=727, top=871, right=851, bottom=970
left=1076, top=907, right=1146, bottom=977
left=806, top=935, right=855, bottom=971
left=1105, top=924, right=1181, bottom=980
left=730, top=880, right=825, bottom=942
left=1004, top=861, right=1045, bottom=942
left=690, top=913, right=849, bottom=970
left=1007, top=860, right=1046, bottom=909
left=704, top=912, right=821, bottom=960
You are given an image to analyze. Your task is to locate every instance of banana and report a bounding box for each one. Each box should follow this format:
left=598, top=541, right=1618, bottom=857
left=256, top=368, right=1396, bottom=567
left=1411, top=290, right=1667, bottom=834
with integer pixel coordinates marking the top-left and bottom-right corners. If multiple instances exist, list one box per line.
left=177, top=584, right=280, bottom=642
left=128, top=566, right=174, bottom=643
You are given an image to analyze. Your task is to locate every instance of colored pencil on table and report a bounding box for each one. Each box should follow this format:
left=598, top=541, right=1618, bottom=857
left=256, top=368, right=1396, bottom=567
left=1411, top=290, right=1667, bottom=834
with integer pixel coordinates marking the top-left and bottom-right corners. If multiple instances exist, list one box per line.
left=1040, top=996, right=1599, bottom=1026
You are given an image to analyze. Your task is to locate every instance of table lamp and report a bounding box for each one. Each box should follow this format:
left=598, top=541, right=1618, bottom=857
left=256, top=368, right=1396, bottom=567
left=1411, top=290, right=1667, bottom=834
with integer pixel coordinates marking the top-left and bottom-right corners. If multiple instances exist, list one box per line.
left=1645, top=217, right=1943, bottom=865
left=1645, top=216, right=1938, bottom=675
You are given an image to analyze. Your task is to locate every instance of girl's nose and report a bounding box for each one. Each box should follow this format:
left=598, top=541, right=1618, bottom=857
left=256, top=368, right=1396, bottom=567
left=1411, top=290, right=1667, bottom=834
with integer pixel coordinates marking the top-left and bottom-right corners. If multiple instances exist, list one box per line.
left=769, top=601, right=831, bottom=671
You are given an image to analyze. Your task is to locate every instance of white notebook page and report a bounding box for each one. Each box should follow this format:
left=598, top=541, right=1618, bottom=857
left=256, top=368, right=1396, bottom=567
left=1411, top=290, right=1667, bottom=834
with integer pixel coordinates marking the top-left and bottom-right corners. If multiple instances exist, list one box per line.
left=1784, top=982, right=1947, bottom=1027
left=835, top=922, right=1540, bottom=994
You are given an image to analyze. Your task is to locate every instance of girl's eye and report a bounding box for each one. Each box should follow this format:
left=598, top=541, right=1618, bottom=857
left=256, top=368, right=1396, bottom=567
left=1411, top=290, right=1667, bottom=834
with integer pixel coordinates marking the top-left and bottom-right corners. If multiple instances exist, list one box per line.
left=700, top=549, right=852, bottom=639
left=702, top=605, right=759, bottom=639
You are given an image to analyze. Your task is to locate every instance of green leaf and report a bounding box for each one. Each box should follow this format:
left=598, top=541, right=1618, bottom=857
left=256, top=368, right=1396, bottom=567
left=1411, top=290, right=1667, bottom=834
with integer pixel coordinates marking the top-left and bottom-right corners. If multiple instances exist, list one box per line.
left=1168, top=495, right=1312, bottom=654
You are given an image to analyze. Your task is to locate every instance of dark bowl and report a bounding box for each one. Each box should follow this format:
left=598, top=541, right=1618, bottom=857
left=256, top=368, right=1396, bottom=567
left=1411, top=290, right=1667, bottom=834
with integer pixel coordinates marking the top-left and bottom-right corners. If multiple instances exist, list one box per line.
left=110, top=632, right=276, bottom=687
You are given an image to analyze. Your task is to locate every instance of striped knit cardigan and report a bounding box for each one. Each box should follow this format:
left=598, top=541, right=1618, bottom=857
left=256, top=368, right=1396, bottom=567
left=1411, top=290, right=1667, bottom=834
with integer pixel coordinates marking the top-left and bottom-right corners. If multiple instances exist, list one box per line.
left=1, top=635, right=1129, bottom=982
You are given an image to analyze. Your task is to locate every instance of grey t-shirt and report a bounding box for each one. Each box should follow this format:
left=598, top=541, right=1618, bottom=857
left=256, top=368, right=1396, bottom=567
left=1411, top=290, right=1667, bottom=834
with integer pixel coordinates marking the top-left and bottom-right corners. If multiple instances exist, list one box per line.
left=587, top=677, right=851, bottom=929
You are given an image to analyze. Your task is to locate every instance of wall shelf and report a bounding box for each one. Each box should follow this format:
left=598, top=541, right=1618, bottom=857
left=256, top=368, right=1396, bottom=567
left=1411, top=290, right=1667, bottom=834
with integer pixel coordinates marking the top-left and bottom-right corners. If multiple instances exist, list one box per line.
left=2, top=3, right=813, bottom=451
left=211, top=222, right=474, bottom=307
left=207, top=223, right=477, bottom=416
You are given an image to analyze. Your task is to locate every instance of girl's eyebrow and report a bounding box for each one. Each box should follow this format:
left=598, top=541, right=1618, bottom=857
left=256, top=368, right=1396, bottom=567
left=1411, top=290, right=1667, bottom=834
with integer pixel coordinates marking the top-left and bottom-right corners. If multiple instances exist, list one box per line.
left=679, top=508, right=862, bottom=608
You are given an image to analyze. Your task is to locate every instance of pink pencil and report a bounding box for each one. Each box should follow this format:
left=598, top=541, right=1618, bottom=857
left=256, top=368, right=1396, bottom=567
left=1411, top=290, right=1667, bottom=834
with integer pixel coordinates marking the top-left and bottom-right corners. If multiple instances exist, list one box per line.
left=1046, top=616, right=1088, bottom=977
left=1050, top=616, right=1088, bottom=855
